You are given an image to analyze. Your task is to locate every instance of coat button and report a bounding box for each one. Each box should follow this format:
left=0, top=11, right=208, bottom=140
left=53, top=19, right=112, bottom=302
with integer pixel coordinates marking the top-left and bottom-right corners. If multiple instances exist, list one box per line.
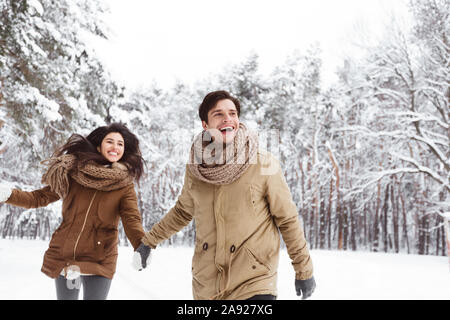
left=202, top=242, right=208, bottom=251
left=97, top=241, right=101, bottom=245
left=230, top=245, right=236, bottom=253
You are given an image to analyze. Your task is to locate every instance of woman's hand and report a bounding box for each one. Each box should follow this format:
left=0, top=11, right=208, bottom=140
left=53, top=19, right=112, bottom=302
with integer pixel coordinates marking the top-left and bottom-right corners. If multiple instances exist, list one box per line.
left=132, top=243, right=152, bottom=271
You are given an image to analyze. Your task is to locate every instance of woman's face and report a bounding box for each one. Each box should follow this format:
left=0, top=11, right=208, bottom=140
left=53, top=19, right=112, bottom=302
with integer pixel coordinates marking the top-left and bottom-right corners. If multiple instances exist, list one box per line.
left=97, top=132, right=125, bottom=163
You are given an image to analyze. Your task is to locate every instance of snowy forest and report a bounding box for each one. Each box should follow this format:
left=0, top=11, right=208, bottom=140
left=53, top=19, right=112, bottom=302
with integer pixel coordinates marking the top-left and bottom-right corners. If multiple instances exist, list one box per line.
left=0, top=0, right=448, bottom=258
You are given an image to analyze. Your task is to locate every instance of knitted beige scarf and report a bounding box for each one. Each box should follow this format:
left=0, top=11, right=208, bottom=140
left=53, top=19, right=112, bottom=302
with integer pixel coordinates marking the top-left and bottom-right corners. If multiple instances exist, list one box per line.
left=41, top=154, right=134, bottom=198
left=188, top=123, right=258, bottom=185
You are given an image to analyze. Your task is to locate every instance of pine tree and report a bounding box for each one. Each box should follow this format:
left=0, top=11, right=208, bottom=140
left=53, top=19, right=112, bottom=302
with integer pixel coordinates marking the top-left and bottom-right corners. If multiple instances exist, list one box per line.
left=0, top=0, right=120, bottom=239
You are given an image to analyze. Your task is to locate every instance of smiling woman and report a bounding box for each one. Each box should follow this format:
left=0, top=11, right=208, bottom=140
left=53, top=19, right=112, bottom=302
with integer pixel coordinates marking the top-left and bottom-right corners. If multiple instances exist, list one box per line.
left=0, top=122, right=146, bottom=300
left=97, top=132, right=125, bottom=163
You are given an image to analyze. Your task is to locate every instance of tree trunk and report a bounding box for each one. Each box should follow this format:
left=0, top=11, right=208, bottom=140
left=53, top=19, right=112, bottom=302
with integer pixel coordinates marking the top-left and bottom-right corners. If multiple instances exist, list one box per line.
left=44, top=216, right=50, bottom=240
left=399, top=186, right=410, bottom=253
left=2, top=213, right=13, bottom=238
left=327, top=176, right=333, bottom=249
left=373, top=181, right=381, bottom=252
left=424, top=214, right=430, bottom=255
left=312, top=132, right=320, bottom=249
left=382, top=184, right=389, bottom=253
left=299, top=159, right=306, bottom=230
left=435, top=215, right=441, bottom=256
left=418, top=214, right=426, bottom=255
left=35, top=218, right=40, bottom=240
left=350, top=199, right=357, bottom=251
left=326, top=144, right=342, bottom=250
left=306, top=156, right=313, bottom=245
left=391, top=181, right=399, bottom=253
left=319, top=189, right=326, bottom=249
left=363, top=203, right=368, bottom=249
left=443, top=218, right=450, bottom=268
left=343, top=206, right=348, bottom=250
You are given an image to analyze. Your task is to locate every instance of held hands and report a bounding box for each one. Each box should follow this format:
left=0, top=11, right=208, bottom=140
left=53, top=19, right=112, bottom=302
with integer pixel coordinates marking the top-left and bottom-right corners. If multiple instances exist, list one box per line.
left=295, top=276, right=316, bottom=300
left=132, top=243, right=152, bottom=271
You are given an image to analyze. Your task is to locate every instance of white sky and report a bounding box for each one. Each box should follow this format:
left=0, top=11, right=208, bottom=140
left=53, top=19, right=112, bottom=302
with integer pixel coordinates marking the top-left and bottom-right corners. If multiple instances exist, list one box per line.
left=93, top=0, right=409, bottom=89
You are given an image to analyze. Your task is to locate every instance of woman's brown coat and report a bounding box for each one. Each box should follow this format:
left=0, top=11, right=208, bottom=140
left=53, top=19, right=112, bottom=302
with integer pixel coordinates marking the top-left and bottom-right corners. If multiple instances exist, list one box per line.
left=6, top=178, right=145, bottom=279
left=143, top=151, right=313, bottom=300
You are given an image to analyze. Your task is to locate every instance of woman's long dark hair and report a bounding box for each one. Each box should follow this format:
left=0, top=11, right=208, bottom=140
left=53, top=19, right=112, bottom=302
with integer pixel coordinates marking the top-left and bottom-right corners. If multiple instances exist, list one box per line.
left=53, top=123, right=145, bottom=182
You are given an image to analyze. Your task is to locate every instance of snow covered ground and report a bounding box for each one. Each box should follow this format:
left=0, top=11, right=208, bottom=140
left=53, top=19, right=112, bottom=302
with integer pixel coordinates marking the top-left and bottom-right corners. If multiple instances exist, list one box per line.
left=0, top=239, right=448, bottom=300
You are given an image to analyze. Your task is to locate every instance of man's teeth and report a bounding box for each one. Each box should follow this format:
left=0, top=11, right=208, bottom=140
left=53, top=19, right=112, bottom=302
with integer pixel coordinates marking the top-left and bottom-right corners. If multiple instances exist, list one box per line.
left=109, top=152, right=118, bottom=156
left=220, top=127, right=233, bottom=132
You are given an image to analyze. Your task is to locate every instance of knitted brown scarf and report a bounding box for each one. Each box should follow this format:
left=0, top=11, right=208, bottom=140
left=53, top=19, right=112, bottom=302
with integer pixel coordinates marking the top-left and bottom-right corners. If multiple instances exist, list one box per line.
left=41, top=154, right=134, bottom=198
left=188, top=123, right=258, bottom=185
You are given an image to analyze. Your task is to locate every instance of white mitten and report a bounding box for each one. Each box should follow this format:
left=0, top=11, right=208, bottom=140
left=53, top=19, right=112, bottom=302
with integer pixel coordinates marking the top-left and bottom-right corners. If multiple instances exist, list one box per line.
left=65, top=265, right=81, bottom=280
left=0, top=183, right=12, bottom=203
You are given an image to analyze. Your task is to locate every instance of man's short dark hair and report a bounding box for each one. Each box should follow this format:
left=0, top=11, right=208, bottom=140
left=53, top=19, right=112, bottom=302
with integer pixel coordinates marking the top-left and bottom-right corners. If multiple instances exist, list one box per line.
left=198, top=90, right=241, bottom=123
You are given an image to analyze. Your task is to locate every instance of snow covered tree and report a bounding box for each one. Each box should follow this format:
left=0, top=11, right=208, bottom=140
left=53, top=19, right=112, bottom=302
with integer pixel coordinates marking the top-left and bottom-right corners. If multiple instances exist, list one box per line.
left=0, top=0, right=120, bottom=239
left=263, top=45, right=329, bottom=248
left=111, top=82, right=199, bottom=245
left=210, top=53, right=269, bottom=124
left=0, top=0, right=118, bottom=167
left=409, top=0, right=449, bottom=258
left=0, top=0, right=447, bottom=258
left=332, top=0, right=448, bottom=255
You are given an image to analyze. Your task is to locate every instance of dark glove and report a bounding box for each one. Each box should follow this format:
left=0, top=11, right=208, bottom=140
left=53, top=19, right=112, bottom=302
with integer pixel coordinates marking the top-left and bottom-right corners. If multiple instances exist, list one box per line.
left=295, top=276, right=316, bottom=299
left=133, top=243, right=152, bottom=271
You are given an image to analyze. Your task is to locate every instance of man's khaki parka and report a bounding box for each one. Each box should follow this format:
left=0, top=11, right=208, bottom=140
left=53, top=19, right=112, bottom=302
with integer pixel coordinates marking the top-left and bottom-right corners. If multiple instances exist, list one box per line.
left=143, top=150, right=313, bottom=300
left=6, top=179, right=145, bottom=279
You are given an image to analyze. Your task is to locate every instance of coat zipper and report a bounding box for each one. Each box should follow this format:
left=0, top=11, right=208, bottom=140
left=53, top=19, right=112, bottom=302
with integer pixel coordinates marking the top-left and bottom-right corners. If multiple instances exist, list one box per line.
left=73, top=191, right=97, bottom=261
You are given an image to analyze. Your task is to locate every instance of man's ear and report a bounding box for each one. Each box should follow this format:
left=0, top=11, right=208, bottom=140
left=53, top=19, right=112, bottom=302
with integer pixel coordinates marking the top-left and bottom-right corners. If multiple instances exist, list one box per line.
left=201, top=121, right=208, bottom=130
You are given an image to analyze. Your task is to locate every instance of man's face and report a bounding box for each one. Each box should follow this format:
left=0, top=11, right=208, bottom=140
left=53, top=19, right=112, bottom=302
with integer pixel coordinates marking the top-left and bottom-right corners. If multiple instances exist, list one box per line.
left=202, top=99, right=239, bottom=144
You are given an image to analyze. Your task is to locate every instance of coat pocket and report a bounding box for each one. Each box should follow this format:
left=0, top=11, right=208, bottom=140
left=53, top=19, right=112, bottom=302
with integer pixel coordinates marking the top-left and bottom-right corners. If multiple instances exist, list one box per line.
left=192, top=239, right=215, bottom=277
left=228, top=245, right=271, bottom=292
left=47, top=226, right=65, bottom=257
left=192, top=245, right=217, bottom=298
left=248, top=183, right=268, bottom=218
left=94, top=228, right=119, bottom=262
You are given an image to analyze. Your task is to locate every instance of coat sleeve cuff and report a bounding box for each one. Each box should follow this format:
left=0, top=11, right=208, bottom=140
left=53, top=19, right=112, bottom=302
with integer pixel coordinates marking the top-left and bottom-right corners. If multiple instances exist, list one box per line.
left=0, top=185, right=13, bottom=203
left=295, top=270, right=314, bottom=280
left=141, top=234, right=157, bottom=249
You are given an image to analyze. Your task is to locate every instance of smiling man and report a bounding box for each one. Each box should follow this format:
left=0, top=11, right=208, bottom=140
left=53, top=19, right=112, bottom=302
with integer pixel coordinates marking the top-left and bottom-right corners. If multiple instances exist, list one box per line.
left=201, top=95, right=240, bottom=144
left=135, top=90, right=315, bottom=300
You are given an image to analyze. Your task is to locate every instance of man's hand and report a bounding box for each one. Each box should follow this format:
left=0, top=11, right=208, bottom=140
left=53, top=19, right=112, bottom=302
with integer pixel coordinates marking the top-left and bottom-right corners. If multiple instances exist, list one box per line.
left=295, top=276, right=316, bottom=299
left=132, top=243, right=152, bottom=271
